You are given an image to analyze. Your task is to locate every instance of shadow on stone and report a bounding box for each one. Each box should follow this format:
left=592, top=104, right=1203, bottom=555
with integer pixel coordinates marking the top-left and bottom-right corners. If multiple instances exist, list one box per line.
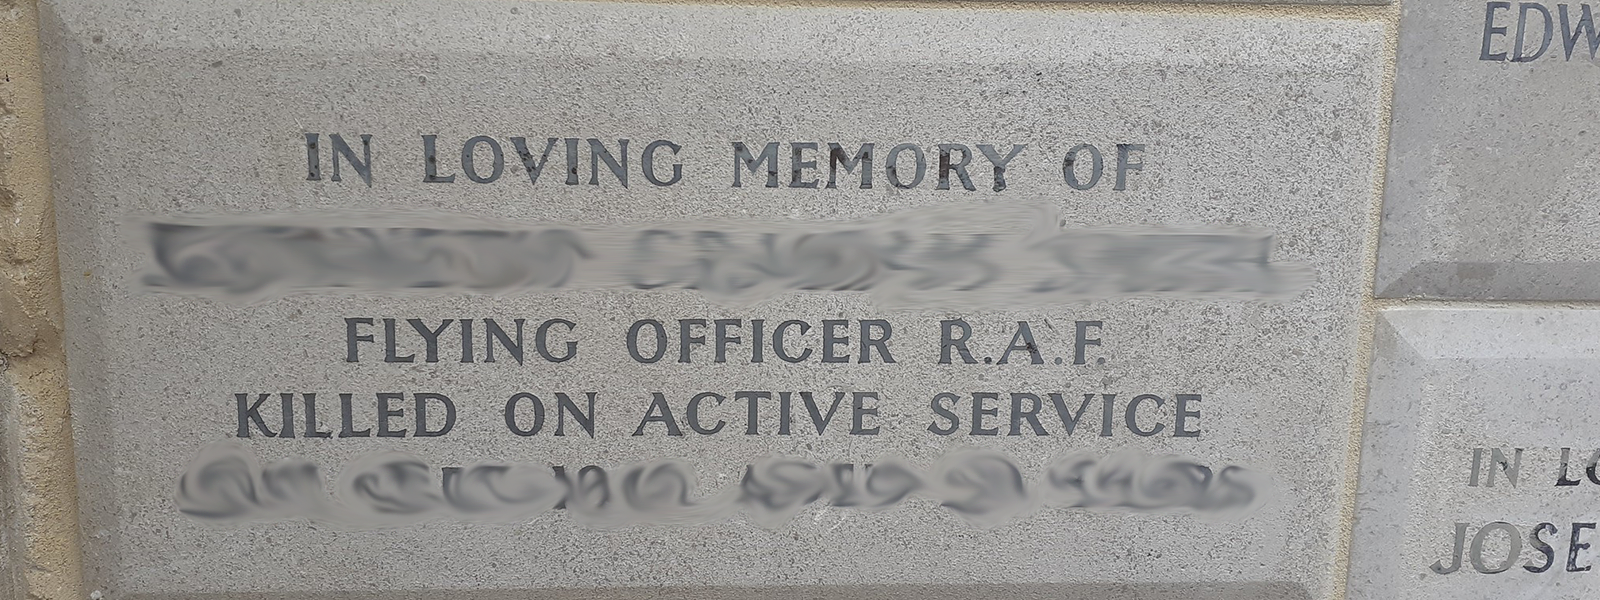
left=1379, top=261, right=1600, bottom=300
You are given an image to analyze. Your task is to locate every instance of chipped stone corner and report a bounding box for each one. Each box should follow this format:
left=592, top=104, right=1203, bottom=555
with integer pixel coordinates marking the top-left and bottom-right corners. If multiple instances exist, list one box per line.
left=1, top=1, right=85, bottom=600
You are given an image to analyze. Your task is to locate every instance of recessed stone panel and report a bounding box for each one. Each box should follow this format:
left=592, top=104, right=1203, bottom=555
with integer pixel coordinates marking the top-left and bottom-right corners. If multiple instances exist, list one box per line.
left=40, top=0, right=1384, bottom=598
left=1349, top=308, right=1600, bottom=599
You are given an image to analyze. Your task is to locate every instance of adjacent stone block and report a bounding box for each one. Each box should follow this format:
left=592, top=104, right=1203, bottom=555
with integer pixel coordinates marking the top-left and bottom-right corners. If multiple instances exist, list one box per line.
left=1377, top=0, right=1600, bottom=299
left=1349, top=308, right=1600, bottom=599
left=40, top=0, right=1384, bottom=598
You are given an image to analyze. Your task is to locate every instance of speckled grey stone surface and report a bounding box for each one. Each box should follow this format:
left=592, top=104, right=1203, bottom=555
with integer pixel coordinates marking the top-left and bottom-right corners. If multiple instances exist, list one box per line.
left=41, top=0, right=1384, bottom=598
left=1349, top=308, right=1600, bottom=599
left=1377, top=0, right=1600, bottom=299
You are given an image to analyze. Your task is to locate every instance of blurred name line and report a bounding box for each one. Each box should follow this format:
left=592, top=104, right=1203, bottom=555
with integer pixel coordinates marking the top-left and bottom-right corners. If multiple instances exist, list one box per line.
left=139, top=204, right=1311, bottom=307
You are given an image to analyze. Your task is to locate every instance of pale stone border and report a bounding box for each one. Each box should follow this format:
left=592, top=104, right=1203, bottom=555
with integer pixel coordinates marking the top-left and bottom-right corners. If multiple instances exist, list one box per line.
left=1, top=1, right=85, bottom=599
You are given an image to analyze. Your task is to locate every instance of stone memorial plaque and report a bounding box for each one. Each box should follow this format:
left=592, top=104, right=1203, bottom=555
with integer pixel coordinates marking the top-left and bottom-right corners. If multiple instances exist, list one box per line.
left=41, top=0, right=1385, bottom=598
left=1349, top=308, right=1600, bottom=599
left=1377, top=0, right=1600, bottom=299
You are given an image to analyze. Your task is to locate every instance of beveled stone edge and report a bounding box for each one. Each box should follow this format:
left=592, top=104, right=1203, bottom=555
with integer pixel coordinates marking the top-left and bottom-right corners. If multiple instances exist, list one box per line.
left=124, top=582, right=1314, bottom=600
left=1377, top=262, right=1600, bottom=301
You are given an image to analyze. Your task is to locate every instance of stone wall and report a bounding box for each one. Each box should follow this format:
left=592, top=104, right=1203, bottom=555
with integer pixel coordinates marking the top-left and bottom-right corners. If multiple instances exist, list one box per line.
left=10, top=0, right=1598, bottom=598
